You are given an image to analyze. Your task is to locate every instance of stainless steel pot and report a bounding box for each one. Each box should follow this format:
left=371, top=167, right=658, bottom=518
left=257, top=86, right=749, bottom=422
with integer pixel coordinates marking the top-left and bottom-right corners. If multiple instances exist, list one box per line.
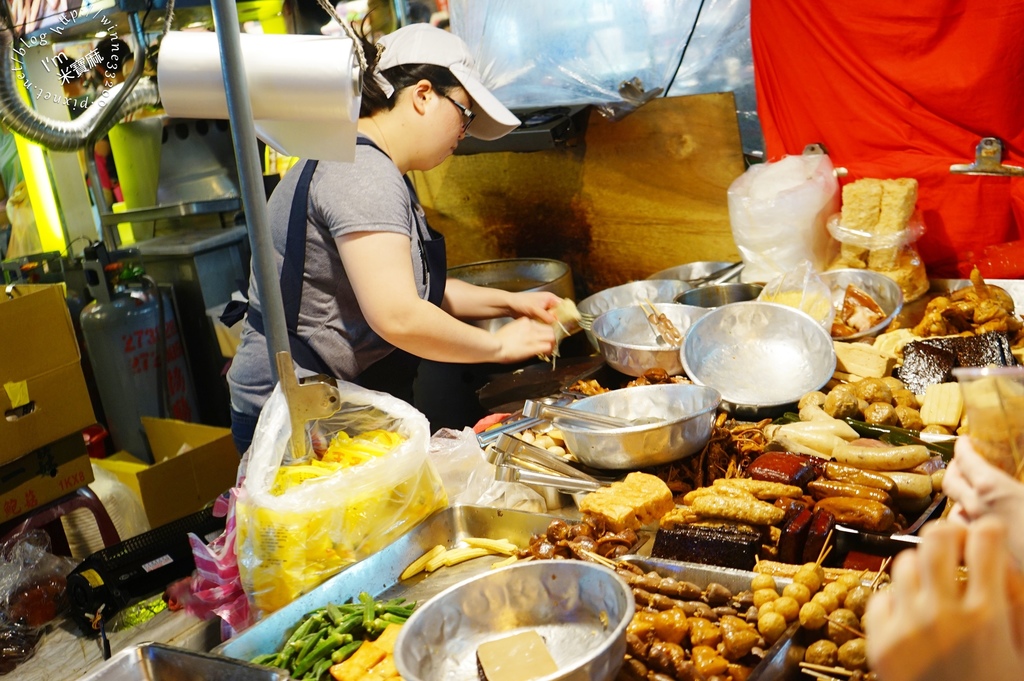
left=447, top=258, right=574, bottom=332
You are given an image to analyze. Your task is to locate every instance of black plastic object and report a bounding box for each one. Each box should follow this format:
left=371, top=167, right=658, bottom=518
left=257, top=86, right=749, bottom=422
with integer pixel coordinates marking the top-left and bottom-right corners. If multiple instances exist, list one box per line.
left=66, top=505, right=225, bottom=636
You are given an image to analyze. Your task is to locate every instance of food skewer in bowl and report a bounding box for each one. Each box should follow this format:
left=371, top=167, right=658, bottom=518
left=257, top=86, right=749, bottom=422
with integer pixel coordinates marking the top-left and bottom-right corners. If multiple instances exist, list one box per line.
left=638, top=297, right=685, bottom=346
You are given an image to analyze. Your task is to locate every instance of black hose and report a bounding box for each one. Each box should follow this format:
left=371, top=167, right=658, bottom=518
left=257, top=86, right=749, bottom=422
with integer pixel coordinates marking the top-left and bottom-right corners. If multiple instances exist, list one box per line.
left=141, top=275, right=171, bottom=418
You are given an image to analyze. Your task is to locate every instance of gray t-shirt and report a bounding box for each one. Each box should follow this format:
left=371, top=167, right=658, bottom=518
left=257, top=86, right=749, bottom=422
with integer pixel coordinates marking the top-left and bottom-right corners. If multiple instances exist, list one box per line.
left=227, top=139, right=431, bottom=416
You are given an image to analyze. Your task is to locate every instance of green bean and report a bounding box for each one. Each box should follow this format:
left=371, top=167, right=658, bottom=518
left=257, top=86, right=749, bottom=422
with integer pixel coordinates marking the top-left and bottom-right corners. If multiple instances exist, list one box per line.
left=293, top=630, right=325, bottom=670
left=383, top=605, right=415, bottom=618
left=333, top=612, right=363, bottom=636
left=285, top=613, right=321, bottom=647
left=359, top=592, right=376, bottom=630
left=293, top=632, right=347, bottom=677
left=307, top=657, right=333, bottom=680
left=325, top=602, right=346, bottom=627
left=331, top=639, right=363, bottom=664
left=249, top=652, right=279, bottom=667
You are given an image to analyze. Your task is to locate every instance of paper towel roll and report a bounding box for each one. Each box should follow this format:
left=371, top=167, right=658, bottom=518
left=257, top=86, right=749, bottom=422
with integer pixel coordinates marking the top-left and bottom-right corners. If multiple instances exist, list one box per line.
left=158, top=32, right=361, bottom=162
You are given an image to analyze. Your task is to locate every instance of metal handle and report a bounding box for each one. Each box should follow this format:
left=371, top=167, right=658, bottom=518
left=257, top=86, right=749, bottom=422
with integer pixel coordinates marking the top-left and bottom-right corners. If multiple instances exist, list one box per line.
left=522, top=399, right=635, bottom=429
left=493, top=434, right=599, bottom=482
left=494, top=464, right=604, bottom=493
left=950, top=137, right=1024, bottom=177
left=476, top=416, right=545, bottom=448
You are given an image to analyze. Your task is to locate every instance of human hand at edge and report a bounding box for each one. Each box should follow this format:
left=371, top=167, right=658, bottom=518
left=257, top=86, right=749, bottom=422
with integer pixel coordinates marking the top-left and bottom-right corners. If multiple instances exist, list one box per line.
left=492, top=317, right=556, bottom=363
left=943, top=436, right=1024, bottom=567
left=864, top=517, right=1024, bottom=681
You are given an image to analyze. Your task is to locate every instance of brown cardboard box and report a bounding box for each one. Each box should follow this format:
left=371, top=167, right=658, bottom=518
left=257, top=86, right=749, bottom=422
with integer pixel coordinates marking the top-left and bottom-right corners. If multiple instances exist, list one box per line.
left=0, top=284, right=96, bottom=464
left=94, top=417, right=238, bottom=528
left=0, top=433, right=94, bottom=523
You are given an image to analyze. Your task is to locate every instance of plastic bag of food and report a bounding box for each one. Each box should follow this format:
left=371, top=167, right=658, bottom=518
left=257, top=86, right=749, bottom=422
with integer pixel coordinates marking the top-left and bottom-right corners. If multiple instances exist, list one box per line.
left=825, top=178, right=930, bottom=303
left=428, top=428, right=545, bottom=513
left=728, top=152, right=840, bottom=283
left=236, top=383, right=447, bottom=616
left=0, top=531, right=76, bottom=674
left=758, top=260, right=835, bottom=329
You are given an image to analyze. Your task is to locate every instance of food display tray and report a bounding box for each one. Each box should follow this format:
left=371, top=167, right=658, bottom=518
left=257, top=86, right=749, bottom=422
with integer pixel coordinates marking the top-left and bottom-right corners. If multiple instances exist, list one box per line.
left=214, top=505, right=577, bottom=662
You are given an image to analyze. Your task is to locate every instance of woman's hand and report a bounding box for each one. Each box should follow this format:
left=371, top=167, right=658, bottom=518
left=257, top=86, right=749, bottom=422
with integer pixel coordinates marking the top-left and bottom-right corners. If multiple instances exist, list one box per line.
left=505, top=291, right=561, bottom=324
left=493, top=317, right=556, bottom=363
left=864, top=518, right=1024, bottom=681
left=943, top=436, right=1024, bottom=566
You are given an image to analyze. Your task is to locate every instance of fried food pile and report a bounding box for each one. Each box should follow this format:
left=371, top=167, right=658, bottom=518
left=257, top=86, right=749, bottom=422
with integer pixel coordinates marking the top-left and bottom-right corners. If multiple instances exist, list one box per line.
left=912, top=268, right=1024, bottom=345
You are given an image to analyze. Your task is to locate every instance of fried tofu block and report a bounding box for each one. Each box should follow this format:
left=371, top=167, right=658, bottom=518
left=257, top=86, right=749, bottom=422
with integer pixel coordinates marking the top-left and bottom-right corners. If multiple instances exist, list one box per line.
left=374, top=624, right=403, bottom=655
left=841, top=179, right=884, bottom=233
left=876, top=178, right=918, bottom=234
left=330, top=641, right=387, bottom=681
left=578, top=472, right=674, bottom=532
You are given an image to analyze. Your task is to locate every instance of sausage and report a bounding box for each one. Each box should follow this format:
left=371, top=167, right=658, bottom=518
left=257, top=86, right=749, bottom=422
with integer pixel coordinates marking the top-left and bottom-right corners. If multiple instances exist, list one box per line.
left=778, top=507, right=813, bottom=564
left=808, top=479, right=893, bottom=506
left=712, top=478, right=804, bottom=500
left=823, top=461, right=899, bottom=495
left=831, top=442, right=931, bottom=471
left=746, top=451, right=820, bottom=489
left=813, top=497, right=895, bottom=533
left=754, top=560, right=889, bottom=585
left=877, top=471, right=933, bottom=500
left=801, top=508, right=837, bottom=564
left=689, top=495, right=786, bottom=526
left=775, top=497, right=810, bottom=526
left=683, top=485, right=755, bottom=506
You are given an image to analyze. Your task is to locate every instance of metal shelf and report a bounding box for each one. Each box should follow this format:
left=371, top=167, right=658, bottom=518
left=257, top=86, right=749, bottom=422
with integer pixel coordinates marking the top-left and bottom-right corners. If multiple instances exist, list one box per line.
left=98, top=198, right=241, bottom=226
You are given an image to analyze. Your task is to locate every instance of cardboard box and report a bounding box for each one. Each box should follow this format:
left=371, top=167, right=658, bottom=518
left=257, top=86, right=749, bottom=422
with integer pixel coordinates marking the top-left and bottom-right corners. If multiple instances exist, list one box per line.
left=0, top=284, right=96, bottom=464
left=0, top=433, right=94, bottom=524
left=95, top=417, right=238, bottom=529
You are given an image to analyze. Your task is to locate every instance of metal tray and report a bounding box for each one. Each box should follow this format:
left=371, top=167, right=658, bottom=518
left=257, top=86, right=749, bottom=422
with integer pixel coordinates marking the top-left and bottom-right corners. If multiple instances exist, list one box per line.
left=617, top=555, right=798, bottom=681
left=81, top=642, right=288, bottom=681
left=215, top=505, right=577, bottom=662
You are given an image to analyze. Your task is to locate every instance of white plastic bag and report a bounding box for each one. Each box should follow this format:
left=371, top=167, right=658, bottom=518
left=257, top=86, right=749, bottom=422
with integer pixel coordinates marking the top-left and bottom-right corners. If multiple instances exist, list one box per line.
left=428, top=428, right=546, bottom=513
left=758, top=260, right=835, bottom=329
left=728, top=153, right=840, bottom=283
left=236, top=383, right=447, bottom=615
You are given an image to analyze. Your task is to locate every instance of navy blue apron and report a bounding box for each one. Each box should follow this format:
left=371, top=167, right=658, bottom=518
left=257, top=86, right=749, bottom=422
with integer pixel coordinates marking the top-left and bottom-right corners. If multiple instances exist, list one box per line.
left=246, top=137, right=446, bottom=402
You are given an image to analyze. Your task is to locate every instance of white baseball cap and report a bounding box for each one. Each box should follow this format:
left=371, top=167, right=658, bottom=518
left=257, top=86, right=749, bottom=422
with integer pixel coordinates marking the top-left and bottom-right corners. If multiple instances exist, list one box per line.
left=374, top=24, right=520, bottom=141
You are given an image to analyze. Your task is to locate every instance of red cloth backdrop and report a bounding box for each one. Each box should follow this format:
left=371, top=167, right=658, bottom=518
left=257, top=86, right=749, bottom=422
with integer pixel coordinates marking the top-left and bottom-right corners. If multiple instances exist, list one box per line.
left=751, top=0, right=1024, bottom=276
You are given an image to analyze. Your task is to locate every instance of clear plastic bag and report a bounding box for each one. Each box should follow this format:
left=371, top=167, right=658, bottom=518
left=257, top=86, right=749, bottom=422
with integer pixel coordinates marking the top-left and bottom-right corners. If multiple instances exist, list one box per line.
left=728, top=153, right=840, bottom=283
left=428, top=428, right=546, bottom=513
left=826, top=211, right=930, bottom=303
left=757, top=260, right=835, bottom=329
left=0, top=532, right=76, bottom=674
left=236, top=383, right=447, bottom=616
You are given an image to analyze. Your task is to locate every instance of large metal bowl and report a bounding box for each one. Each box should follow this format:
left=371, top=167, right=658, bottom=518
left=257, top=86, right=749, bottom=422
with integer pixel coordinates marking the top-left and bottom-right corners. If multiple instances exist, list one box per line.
left=647, top=260, right=737, bottom=282
left=447, top=258, right=574, bottom=333
left=820, top=268, right=904, bottom=340
left=556, top=383, right=721, bottom=469
left=578, top=279, right=693, bottom=349
left=675, top=282, right=764, bottom=308
left=592, top=303, right=708, bottom=377
left=393, top=559, right=634, bottom=681
left=681, top=302, right=836, bottom=418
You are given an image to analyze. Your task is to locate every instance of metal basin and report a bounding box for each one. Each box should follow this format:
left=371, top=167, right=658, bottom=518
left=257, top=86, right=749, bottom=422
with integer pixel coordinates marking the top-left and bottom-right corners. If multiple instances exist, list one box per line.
left=681, top=302, right=836, bottom=419
left=591, top=303, right=708, bottom=377
left=447, top=258, right=574, bottom=333
left=556, top=383, right=721, bottom=469
left=675, top=282, right=764, bottom=308
left=394, top=559, right=634, bottom=681
left=647, top=260, right=737, bottom=283
left=578, top=279, right=693, bottom=349
left=820, top=268, right=904, bottom=339
left=80, top=643, right=288, bottom=681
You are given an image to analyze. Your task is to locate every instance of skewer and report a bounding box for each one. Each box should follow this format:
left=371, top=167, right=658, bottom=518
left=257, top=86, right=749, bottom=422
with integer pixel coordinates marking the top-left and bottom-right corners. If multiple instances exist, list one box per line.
left=799, top=662, right=855, bottom=677
left=825, top=615, right=866, bottom=639
left=870, top=556, right=893, bottom=590
left=638, top=297, right=684, bottom=345
left=800, top=669, right=843, bottom=681
left=580, top=549, right=619, bottom=570
left=816, top=529, right=835, bottom=566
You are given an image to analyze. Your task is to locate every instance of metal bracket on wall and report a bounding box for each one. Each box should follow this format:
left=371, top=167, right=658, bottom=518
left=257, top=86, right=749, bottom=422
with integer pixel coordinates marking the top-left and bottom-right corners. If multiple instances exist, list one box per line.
left=950, top=137, right=1024, bottom=177
left=803, top=143, right=847, bottom=177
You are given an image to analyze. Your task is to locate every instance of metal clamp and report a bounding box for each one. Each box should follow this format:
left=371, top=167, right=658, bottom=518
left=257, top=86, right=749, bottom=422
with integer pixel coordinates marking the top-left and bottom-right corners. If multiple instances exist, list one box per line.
left=950, top=137, right=1024, bottom=177
left=522, top=399, right=636, bottom=430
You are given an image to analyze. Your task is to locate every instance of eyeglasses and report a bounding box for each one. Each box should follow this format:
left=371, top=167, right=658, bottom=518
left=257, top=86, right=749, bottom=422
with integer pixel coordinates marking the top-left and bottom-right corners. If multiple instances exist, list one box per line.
left=443, top=95, right=475, bottom=133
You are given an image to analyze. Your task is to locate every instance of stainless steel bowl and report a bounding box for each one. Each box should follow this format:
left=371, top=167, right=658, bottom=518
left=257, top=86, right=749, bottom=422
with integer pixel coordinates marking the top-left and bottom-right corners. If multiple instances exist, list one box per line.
left=393, top=559, right=635, bottom=681
left=556, top=383, right=721, bottom=469
left=681, top=302, right=836, bottom=417
left=447, top=258, right=574, bottom=333
left=820, top=268, right=904, bottom=339
left=591, top=303, right=708, bottom=377
left=647, top=260, right=737, bottom=282
left=675, top=282, right=764, bottom=308
left=578, top=279, right=693, bottom=348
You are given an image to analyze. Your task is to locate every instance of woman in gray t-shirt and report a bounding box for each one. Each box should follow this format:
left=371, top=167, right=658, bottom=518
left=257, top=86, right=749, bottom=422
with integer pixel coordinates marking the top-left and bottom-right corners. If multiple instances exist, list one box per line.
left=227, top=24, right=562, bottom=453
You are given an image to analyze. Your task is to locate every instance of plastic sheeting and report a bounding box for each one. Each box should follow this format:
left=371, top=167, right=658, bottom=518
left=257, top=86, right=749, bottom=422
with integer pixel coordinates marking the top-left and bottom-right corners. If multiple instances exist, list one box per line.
left=449, top=0, right=761, bottom=156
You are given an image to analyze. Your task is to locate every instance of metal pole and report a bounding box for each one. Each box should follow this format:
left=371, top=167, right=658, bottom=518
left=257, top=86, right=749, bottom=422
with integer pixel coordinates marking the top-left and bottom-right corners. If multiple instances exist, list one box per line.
left=210, top=0, right=289, bottom=383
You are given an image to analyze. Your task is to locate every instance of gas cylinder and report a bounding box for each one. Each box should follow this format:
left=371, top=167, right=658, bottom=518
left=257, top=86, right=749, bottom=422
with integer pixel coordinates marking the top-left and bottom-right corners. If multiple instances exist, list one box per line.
left=79, top=288, right=198, bottom=461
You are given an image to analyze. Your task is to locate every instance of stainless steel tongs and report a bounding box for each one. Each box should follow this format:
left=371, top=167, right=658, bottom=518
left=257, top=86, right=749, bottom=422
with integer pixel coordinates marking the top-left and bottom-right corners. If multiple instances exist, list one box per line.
left=522, top=399, right=639, bottom=430
left=491, top=433, right=605, bottom=494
